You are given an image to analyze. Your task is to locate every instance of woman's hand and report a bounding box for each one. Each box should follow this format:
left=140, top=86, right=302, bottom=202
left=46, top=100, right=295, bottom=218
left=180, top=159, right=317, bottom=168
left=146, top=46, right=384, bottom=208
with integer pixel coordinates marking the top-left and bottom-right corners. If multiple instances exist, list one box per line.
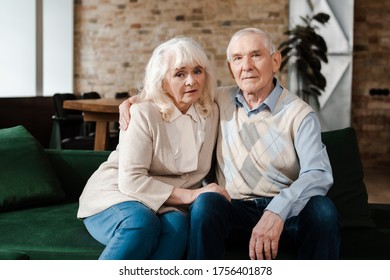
left=166, top=183, right=231, bottom=206
left=192, top=183, right=231, bottom=202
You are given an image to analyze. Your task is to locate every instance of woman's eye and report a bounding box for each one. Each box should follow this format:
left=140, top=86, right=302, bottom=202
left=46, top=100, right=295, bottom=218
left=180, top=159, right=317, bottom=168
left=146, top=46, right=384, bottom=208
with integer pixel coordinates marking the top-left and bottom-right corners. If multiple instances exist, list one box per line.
left=194, top=68, right=203, bottom=75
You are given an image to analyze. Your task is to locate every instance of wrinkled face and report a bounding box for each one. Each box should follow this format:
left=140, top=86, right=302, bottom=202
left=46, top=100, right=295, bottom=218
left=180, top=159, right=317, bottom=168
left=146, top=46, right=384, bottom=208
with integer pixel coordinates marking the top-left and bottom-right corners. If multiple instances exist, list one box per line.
left=228, top=33, right=281, bottom=96
left=163, top=64, right=206, bottom=114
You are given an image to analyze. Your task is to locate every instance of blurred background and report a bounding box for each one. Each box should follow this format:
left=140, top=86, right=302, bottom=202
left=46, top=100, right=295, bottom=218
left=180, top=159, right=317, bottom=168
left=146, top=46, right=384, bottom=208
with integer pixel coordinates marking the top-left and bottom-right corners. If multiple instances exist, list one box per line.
left=0, top=0, right=388, bottom=201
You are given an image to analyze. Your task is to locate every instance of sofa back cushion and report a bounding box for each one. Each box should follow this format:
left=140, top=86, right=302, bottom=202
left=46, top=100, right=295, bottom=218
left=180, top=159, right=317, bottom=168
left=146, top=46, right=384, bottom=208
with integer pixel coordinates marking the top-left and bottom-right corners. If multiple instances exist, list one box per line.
left=45, top=149, right=110, bottom=199
left=322, top=127, right=375, bottom=228
left=0, top=125, right=65, bottom=211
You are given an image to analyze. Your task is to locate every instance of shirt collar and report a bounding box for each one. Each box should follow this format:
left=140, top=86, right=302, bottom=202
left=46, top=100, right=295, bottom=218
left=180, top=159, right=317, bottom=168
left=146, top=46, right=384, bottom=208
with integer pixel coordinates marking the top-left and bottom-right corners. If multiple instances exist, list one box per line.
left=234, top=78, right=283, bottom=115
left=168, top=103, right=199, bottom=123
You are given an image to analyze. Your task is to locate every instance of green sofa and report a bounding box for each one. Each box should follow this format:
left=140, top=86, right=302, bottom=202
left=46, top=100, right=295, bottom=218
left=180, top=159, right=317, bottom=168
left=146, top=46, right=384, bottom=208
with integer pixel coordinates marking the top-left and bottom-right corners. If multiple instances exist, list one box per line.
left=0, top=125, right=389, bottom=260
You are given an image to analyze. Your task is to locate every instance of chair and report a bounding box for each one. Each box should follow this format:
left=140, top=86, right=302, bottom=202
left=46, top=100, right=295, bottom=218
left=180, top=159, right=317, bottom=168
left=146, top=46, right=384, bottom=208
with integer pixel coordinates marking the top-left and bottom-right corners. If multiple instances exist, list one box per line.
left=49, top=93, right=95, bottom=150
left=109, top=92, right=130, bottom=149
left=82, top=91, right=101, bottom=99
left=115, top=92, right=129, bottom=99
left=81, top=92, right=101, bottom=136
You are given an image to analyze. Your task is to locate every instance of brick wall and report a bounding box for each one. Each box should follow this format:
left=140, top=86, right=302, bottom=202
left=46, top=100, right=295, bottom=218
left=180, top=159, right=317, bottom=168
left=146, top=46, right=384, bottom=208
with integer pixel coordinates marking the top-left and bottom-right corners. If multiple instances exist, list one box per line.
left=352, top=0, right=390, bottom=167
left=74, top=0, right=390, bottom=167
left=74, top=0, right=288, bottom=94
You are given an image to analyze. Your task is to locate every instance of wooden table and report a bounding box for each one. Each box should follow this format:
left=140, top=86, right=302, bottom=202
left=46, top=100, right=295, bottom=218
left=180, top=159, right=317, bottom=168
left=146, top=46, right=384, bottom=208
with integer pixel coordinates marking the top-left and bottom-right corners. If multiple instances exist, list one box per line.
left=63, top=98, right=125, bottom=151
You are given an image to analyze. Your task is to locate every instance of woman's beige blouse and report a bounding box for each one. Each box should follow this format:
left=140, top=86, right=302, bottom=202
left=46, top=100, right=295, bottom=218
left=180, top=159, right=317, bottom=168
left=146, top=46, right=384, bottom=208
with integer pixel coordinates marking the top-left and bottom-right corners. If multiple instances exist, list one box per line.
left=77, top=101, right=219, bottom=218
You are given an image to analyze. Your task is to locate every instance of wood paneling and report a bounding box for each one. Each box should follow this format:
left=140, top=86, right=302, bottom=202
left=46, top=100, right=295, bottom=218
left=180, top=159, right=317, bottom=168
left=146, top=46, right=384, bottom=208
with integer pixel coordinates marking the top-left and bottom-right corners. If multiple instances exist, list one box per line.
left=0, top=97, right=55, bottom=148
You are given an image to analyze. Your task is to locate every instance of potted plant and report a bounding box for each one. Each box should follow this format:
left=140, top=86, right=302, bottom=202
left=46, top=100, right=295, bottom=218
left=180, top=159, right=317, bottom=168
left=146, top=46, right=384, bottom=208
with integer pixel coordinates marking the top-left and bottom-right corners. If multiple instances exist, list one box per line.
left=279, top=9, right=330, bottom=109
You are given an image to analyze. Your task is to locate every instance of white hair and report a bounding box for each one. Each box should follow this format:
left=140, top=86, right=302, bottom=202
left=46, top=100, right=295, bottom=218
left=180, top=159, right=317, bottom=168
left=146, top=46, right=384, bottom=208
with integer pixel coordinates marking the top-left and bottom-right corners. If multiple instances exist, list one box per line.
left=226, top=28, right=277, bottom=61
left=140, top=36, right=216, bottom=120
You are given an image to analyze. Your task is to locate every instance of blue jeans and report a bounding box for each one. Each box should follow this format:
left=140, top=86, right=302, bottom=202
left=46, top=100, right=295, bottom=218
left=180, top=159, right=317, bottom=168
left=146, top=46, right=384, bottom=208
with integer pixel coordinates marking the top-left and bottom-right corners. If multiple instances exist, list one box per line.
left=84, top=201, right=189, bottom=260
left=188, top=193, right=340, bottom=259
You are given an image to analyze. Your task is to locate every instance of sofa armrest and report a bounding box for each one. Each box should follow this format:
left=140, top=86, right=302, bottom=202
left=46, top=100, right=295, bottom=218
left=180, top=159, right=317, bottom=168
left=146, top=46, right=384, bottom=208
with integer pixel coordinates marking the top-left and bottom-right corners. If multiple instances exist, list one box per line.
left=322, top=127, right=375, bottom=228
left=44, top=149, right=110, bottom=200
left=369, top=204, right=390, bottom=228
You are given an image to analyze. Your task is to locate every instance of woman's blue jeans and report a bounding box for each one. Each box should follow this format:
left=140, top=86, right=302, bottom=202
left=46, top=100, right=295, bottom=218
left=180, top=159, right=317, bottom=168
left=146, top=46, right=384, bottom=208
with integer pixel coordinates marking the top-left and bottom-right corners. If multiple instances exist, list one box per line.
left=83, top=201, right=189, bottom=260
left=188, top=193, right=340, bottom=259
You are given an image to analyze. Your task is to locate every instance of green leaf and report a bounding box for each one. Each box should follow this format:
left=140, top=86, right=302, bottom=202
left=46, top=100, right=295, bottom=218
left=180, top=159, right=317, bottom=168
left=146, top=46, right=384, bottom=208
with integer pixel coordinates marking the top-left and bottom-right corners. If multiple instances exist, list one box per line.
left=278, top=37, right=298, bottom=49
left=296, top=42, right=311, bottom=56
left=296, top=58, right=309, bottom=73
left=312, top=70, right=327, bottom=89
left=303, top=53, right=322, bottom=71
left=300, top=15, right=310, bottom=25
left=308, top=85, right=323, bottom=96
left=313, top=13, right=330, bottom=24
left=302, top=89, right=313, bottom=96
left=278, top=11, right=330, bottom=104
left=312, top=33, right=328, bottom=52
left=313, top=49, right=328, bottom=63
left=280, top=46, right=292, bottom=58
left=280, top=58, right=289, bottom=71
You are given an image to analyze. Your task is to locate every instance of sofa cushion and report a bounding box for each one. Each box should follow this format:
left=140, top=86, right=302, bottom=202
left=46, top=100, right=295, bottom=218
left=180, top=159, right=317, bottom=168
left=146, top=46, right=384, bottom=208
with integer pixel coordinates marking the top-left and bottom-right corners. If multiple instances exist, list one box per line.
left=45, top=149, right=110, bottom=199
left=322, top=127, right=375, bottom=228
left=0, top=250, right=30, bottom=260
left=0, top=125, right=65, bottom=211
left=0, top=202, right=103, bottom=260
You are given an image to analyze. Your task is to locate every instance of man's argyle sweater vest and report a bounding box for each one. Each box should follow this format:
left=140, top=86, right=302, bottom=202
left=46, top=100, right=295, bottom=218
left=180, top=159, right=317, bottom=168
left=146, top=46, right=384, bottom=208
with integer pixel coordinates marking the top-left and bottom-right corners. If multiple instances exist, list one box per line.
left=215, top=86, right=313, bottom=199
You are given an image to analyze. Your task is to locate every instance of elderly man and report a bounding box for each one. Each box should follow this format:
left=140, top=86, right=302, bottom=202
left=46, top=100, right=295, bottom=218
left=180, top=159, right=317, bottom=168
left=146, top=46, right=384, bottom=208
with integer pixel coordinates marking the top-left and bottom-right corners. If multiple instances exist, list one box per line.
left=119, top=28, right=340, bottom=260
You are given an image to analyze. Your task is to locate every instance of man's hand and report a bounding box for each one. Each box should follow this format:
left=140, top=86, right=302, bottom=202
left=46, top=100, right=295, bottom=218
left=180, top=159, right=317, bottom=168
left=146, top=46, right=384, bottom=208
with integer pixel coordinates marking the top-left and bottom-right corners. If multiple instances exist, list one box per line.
left=249, top=210, right=284, bottom=260
left=118, top=96, right=138, bottom=131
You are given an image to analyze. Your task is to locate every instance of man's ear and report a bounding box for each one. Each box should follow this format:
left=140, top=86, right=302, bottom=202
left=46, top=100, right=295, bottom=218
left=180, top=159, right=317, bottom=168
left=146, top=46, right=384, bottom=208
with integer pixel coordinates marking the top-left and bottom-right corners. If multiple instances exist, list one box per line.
left=227, top=61, right=235, bottom=79
left=272, top=51, right=282, bottom=74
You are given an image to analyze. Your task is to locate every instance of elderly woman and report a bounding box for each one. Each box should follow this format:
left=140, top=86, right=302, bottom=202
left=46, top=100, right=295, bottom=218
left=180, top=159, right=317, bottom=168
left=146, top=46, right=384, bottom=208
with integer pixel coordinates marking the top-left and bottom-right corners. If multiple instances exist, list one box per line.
left=77, top=36, right=229, bottom=260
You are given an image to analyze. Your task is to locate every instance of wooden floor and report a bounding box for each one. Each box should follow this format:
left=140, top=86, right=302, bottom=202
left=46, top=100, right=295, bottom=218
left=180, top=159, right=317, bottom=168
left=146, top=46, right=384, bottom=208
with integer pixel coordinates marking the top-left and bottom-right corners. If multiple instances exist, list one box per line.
left=364, top=167, right=390, bottom=204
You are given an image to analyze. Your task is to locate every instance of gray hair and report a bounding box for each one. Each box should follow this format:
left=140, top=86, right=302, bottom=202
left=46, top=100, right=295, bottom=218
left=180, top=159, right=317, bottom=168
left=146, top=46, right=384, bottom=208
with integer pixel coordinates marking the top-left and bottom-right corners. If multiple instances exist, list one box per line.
left=140, top=36, right=216, bottom=120
left=226, top=28, right=277, bottom=61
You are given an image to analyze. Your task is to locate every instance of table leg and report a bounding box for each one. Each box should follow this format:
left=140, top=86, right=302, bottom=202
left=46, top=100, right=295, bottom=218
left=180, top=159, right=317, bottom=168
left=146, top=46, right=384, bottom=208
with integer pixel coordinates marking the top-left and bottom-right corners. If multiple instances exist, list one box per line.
left=94, top=121, right=108, bottom=151
left=83, top=111, right=119, bottom=151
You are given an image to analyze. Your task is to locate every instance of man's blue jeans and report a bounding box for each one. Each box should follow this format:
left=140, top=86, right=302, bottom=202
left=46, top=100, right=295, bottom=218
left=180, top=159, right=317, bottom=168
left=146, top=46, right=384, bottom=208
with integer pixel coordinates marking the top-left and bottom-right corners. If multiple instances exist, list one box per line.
left=84, top=201, right=188, bottom=260
left=188, top=193, right=340, bottom=259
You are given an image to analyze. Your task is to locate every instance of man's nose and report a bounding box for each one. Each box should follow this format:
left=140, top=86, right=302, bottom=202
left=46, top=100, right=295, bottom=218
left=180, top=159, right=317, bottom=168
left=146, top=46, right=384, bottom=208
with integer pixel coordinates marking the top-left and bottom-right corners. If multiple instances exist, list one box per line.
left=241, top=55, right=254, bottom=71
